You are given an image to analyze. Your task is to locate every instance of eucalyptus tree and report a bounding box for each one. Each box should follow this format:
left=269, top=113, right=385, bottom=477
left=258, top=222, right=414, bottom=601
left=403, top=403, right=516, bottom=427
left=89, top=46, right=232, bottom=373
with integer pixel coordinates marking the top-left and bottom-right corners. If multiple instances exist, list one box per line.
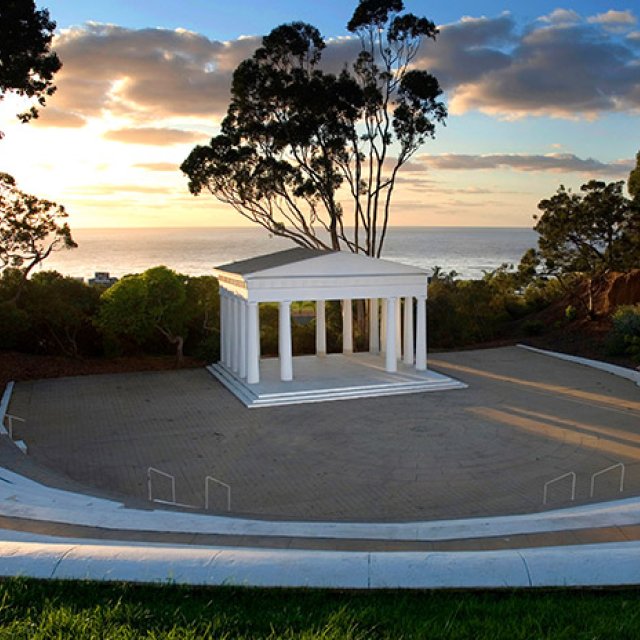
left=182, top=0, right=446, bottom=257
left=0, top=0, right=61, bottom=136
left=0, top=173, right=76, bottom=302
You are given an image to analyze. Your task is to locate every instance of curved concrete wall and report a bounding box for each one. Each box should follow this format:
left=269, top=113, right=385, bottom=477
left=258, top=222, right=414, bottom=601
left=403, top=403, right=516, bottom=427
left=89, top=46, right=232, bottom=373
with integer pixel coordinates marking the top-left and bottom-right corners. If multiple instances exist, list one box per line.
left=1, top=533, right=640, bottom=588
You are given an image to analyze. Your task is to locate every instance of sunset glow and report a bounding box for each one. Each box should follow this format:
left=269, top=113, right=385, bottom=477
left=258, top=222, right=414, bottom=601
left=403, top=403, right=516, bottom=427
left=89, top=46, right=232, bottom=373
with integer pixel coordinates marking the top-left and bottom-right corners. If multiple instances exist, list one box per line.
left=0, top=1, right=638, bottom=229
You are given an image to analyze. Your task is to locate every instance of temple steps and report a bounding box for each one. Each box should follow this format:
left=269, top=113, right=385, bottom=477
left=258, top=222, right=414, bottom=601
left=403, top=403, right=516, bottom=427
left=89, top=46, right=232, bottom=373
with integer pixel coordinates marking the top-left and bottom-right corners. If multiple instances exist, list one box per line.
left=207, top=362, right=465, bottom=408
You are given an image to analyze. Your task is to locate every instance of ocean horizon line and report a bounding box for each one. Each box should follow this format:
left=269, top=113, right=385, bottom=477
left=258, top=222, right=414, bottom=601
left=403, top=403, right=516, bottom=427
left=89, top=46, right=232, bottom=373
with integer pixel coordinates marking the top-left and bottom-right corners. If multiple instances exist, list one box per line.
left=70, top=225, right=535, bottom=232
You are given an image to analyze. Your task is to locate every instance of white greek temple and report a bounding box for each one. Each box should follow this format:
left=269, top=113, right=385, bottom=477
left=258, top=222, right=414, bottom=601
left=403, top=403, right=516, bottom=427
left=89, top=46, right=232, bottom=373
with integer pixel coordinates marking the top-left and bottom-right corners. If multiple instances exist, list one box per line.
left=209, top=248, right=464, bottom=407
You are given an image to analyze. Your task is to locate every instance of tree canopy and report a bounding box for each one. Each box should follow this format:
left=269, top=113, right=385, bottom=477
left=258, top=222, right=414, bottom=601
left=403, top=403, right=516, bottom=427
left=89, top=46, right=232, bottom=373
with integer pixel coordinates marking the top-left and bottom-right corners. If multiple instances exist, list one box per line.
left=182, top=0, right=446, bottom=257
left=97, top=267, right=191, bottom=364
left=534, top=180, right=637, bottom=276
left=0, top=173, right=76, bottom=301
left=0, top=1, right=61, bottom=133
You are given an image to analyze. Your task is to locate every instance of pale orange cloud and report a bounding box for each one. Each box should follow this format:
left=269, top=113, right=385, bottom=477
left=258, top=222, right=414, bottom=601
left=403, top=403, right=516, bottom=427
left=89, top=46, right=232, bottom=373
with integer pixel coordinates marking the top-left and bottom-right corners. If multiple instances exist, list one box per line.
left=103, top=127, right=203, bottom=145
left=133, top=162, right=179, bottom=172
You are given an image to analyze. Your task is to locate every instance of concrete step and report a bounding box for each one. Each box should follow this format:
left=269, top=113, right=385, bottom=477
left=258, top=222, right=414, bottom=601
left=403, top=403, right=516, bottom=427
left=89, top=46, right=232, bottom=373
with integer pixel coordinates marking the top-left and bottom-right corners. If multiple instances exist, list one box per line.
left=207, top=363, right=465, bottom=408
left=206, top=365, right=257, bottom=406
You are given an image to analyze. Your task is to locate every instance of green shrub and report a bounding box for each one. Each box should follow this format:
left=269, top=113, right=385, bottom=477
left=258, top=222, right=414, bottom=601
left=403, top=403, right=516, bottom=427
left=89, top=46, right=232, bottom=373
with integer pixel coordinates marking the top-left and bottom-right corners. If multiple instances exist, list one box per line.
left=605, top=304, right=640, bottom=361
left=0, top=301, right=30, bottom=349
left=564, top=305, right=577, bottom=322
left=522, top=319, right=545, bottom=336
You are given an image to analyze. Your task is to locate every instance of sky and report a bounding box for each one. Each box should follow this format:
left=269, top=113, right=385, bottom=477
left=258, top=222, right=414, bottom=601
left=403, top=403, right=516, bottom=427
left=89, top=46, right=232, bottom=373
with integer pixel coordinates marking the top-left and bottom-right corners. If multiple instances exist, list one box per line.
left=0, top=1, right=638, bottom=229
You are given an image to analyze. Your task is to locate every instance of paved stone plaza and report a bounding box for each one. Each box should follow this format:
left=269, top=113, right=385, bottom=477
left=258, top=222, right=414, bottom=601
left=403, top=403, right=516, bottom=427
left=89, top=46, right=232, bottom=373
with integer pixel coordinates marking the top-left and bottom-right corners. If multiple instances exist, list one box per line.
left=8, top=347, right=640, bottom=521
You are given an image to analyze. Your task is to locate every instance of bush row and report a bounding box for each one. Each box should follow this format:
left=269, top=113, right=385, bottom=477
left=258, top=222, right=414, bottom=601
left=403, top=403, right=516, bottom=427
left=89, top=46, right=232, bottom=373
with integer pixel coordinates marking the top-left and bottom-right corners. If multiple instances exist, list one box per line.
left=0, top=265, right=569, bottom=362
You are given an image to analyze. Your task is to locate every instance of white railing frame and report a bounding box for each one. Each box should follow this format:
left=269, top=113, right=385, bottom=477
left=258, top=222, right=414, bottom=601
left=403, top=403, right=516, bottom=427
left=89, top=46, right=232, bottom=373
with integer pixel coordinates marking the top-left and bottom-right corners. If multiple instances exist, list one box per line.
left=147, top=467, right=176, bottom=504
left=543, top=471, right=576, bottom=505
left=3, top=414, right=25, bottom=440
left=205, top=475, right=231, bottom=511
left=590, top=463, right=625, bottom=498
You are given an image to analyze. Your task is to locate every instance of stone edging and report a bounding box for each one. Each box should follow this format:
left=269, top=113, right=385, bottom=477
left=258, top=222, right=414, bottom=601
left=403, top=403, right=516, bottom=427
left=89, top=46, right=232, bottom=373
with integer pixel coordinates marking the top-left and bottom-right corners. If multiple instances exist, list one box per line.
left=517, top=344, right=640, bottom=387
left=0, top=531, right=640, bottom=588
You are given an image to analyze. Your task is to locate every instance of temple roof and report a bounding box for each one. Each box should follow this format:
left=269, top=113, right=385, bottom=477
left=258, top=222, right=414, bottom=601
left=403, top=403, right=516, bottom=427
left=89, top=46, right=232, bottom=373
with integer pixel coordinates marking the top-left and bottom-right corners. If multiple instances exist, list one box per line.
left=215, top=248, right=427, bottom=279
left=215, top=248, right=329, bottom=275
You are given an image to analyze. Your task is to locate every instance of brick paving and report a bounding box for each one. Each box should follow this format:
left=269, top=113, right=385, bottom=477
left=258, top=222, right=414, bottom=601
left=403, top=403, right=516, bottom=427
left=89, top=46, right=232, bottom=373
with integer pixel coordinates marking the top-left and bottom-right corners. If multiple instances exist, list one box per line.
left=8, top=347, right=640, bottom=522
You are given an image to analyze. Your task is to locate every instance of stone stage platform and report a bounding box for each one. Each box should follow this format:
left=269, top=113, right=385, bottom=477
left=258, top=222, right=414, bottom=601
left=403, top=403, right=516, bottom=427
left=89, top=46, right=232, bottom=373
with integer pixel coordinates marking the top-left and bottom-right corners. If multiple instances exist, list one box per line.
left=208, top=352, right=466, bottom=407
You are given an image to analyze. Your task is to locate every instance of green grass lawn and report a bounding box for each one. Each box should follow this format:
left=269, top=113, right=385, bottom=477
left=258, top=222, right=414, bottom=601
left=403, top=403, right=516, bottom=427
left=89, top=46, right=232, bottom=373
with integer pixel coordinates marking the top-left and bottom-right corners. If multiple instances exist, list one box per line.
left=0, top=578, right=639, bottom=638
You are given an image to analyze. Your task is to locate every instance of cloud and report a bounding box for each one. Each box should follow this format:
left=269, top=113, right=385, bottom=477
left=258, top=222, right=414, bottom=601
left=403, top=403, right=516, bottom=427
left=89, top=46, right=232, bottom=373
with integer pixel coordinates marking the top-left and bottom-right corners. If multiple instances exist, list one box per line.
left=31, top=108, right=87, bottom=128
left=587, top=10, right=636, bottom=26
left=133, top=162, right=179, bottom=171
left=73, top=184, right=175, bottom=195
left=418, top=14, right=515, bottom=89
left=103, top=127, right=203, bottom=145
left=417, top=153, right=633, bottom=175
left=440, top=16, right=640, bottom=119
left=48, top=23, right=260, bottom=122
left=538, top=9, right=581, bottom=25
left=36, top=14, right=640, bottom=129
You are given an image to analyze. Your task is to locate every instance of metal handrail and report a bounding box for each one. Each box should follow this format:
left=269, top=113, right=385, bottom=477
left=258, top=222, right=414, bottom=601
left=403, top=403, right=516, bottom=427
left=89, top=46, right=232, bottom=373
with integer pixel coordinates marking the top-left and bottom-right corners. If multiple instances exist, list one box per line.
left=590, top=463, right=625, bottom=498
left=543, top=471, right=576, bottom=505
left=3, top=413, right=25, bottom=440
left=205, top=475, right=231, bottom=511
left=147, top=467, right=176, bottom=504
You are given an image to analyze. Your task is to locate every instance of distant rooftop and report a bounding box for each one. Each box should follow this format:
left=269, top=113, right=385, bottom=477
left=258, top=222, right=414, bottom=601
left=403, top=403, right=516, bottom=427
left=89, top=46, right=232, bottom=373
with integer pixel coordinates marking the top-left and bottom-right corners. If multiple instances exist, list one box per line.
left=215, top=248, right=332, bottom=276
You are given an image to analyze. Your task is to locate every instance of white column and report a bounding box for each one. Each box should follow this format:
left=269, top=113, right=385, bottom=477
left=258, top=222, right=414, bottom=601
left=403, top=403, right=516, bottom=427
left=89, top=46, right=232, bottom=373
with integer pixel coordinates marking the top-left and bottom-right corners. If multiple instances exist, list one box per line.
left=380, top=298, right=387, bottom=354
left=279, top=300, right=293, bottom=381
left=246, top=301, right=260, bottom=384
left=315, top=300, right=326, bottom=356
left=224, top=291, right=233, bottom=368
left=385, top=297, right=397, bottom=372
left=239, top=299, right=247, bottom=379
left=395, top=297, right=402, bottom=360
left=256, top=303, right=261, bottom=360
left=342, top=299, right=353, bottom=354
left=369, top=298, right=379, bottom=354
left=415, top=294, right=427, bottom=371
left=403, top=296, right=414, bottom=366
left=219, top=289, right=226, bottom=365
left=231, top=296, right=240, bottom=373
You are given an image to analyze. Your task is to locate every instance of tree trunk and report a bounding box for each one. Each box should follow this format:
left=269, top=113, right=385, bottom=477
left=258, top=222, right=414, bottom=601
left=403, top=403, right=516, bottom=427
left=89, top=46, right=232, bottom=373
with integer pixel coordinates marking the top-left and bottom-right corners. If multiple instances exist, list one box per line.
left=157, top=325, right=185, bottom=367
left=174, top=335, right=184, bottom=367
left=587, top=276, right=595, bottom=319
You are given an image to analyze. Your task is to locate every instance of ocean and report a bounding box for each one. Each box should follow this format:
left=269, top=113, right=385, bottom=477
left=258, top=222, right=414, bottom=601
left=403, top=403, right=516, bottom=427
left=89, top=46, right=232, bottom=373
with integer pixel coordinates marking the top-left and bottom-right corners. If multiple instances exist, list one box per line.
left=42, top=227, right=538, bottom=280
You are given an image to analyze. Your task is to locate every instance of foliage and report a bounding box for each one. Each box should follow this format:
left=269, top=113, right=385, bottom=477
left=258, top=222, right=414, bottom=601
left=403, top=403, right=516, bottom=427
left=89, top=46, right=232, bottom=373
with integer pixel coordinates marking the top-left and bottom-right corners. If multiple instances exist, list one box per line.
left=629, top=150, right=640, bottom=200
left=20, top=271, right=101, bottom=357
left=0, top=300, right=30, bottom=349
left=1, top=578, right=640, bottom=639
left=0, top=0, right=61, bottom=134
left=0, top=173, right=76, bottom=301
left=522, top=319, right=544, bottom=336
left=533, top=180, right=637, bottom=276
left=528, top=179, right=639, bottom=317
left=182, top=0, right=446, bottom=256
left=606, top=304, right=640, bottom=361
left=0, top=266, right=220, bottom=361
left=564, top=305, right=577, bottom=322
left=0, top=269, right=101, bottom=355
left=183, top=275, right=220, bottom=361
left=97, top=267, right=191, bottom=364
left=427, top=266, right=562, bottom=348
